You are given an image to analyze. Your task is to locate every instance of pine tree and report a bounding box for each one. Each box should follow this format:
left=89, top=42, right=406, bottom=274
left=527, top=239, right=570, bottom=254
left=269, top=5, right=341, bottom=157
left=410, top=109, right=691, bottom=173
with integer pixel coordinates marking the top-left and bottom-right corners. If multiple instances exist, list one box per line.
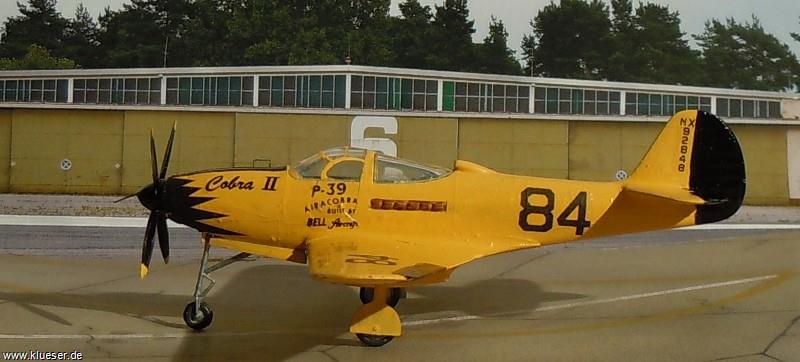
left=696, top=17, right=799, bottom=91
left=0, top=0, right=69, bottom=59
left=426, top=0, right=477, bottom=72
left=390, top=0, right=435, bottom=69
left=62, top=3, right=100, bottom=68
left=522, top=0, right=612, bottom=79
left=474, top=17, right=522, bottom=75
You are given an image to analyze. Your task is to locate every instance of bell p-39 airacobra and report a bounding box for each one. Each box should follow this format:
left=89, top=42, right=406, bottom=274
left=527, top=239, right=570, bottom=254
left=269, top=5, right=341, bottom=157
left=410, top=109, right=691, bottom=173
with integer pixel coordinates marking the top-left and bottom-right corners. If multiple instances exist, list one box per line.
left=127, top=109, right=744, bottom=346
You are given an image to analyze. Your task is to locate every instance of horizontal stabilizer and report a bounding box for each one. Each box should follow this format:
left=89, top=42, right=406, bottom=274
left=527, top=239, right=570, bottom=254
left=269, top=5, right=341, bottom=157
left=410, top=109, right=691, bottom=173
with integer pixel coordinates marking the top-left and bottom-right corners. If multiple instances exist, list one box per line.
left=624, top=182, right=708, bottom=205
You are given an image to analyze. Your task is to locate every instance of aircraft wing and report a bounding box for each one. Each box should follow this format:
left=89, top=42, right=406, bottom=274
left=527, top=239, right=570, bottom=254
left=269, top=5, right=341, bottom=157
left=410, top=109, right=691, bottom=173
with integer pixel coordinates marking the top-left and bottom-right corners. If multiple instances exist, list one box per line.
left=306, top=233, right=516, bottom=287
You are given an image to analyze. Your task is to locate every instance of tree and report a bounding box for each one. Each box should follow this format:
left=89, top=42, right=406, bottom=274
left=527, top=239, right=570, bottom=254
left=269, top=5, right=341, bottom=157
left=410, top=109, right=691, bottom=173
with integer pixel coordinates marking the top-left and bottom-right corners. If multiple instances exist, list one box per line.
left=606, top=0, right=635, bottom=81
left=696, top=17, right=799, bottom=91
left=611, top=3, right=701, bottom=84
left=345, top=0, right=394, bottom=66
left=179, top=0, right=235, bottom=66
left=0, top=44, right=76, bottom=69
left=523, top=0, right=612, bottom=79
left=473, top=17, right=522, bottom=75
left=98, top=0, right=194, bottom=68
left=0, top=0, right=68, bottom=59
left=62, top=3, right=101, bottom=68
left=426, top=0, right=477, bottom=72
left=390, top=0, right=435, bottom=69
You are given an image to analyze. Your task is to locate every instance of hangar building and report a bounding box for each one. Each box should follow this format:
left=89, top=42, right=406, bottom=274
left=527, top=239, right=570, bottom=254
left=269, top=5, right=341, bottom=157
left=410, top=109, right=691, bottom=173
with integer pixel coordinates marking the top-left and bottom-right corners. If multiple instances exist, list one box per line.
left=0, top=65, right=798, bottom=205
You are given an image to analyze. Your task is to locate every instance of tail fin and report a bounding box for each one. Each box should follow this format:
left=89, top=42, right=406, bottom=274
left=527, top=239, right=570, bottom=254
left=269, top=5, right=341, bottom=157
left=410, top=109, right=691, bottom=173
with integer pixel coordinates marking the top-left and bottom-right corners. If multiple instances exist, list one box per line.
left=627, top=110, right=746, bottom=224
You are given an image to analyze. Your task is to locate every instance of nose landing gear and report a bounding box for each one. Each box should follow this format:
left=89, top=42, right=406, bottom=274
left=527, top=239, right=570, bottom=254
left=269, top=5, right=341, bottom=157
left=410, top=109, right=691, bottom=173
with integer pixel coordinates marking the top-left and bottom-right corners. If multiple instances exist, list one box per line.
left=182, top=234, right=251, bottom=331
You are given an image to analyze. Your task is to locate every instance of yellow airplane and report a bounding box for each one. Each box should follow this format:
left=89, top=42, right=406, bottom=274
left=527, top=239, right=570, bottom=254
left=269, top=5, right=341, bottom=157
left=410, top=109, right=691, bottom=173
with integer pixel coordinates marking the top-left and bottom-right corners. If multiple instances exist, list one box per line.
left=130, top=109, right=744, bottom=346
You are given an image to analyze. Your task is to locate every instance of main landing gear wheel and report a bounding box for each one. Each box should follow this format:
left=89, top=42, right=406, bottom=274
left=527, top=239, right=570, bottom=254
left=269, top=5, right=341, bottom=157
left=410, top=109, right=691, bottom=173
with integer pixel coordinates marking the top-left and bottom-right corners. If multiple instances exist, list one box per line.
left=356, top=333, right=394, bottom=347
left=359, top=287, right=403, bottom=307
left=183, top=301, right=213, bottom=331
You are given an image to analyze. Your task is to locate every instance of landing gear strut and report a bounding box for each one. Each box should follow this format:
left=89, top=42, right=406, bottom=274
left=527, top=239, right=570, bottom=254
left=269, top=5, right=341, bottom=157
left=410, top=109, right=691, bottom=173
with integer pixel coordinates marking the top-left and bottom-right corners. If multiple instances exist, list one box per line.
left=183, top=234, right=250, bottom=331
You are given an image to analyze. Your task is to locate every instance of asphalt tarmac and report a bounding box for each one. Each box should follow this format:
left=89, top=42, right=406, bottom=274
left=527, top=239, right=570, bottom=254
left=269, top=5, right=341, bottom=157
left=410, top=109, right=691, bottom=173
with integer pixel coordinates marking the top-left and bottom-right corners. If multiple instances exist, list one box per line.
left=0, top=226, right=798, bottom=361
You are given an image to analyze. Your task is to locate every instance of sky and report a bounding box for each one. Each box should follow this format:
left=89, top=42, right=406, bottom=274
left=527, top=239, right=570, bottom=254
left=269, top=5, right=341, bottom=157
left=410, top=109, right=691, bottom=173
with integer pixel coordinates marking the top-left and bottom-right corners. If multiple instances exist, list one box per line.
left=1, top=0, right=798, bottom=59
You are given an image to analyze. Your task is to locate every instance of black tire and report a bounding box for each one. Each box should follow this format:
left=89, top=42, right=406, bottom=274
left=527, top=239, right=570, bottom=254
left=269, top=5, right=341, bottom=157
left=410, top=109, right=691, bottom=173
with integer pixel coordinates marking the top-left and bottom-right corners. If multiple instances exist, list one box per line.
left=183, top=301, right=213, bottom=331
left=359, top=287, right=402, bottom=307
left=356, top=333, right=394, bottom=347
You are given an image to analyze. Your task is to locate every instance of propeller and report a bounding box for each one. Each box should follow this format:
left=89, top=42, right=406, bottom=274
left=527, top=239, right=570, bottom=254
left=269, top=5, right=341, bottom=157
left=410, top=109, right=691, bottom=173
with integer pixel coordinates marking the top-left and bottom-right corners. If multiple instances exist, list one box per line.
left=135, top=124, right=176, bottom=279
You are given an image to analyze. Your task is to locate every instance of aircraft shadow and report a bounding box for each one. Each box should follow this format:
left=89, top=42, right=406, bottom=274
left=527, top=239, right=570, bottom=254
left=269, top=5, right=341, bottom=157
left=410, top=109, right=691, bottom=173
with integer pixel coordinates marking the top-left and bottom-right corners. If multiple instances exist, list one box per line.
left=0, top=263, right=585, bottom=361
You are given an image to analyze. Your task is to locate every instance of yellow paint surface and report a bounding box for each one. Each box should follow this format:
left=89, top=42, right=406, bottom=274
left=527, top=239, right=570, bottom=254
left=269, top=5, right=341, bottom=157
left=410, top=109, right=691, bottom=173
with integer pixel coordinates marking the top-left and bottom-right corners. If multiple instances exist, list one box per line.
left=10, top=109, right=124, bottom=194
left=459, top=118, right=568, bottom=178
left=0, top=109, right=10, bottom=192
left=0, top=108, right=791, bottom=205
left=121, top=111, right=235, bottom=193
left=731, top=124, right=789, bottom=204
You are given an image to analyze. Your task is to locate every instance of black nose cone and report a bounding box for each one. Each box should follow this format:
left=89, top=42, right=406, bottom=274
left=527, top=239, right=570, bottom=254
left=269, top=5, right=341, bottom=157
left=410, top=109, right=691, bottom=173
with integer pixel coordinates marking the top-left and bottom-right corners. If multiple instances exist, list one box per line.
left=137, top=183, right=157, bottom=211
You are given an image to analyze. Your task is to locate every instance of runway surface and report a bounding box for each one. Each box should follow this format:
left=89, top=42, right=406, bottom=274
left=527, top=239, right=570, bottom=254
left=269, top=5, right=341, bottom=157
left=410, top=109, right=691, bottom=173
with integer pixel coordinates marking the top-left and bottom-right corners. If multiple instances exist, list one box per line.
left=0, top=224, right=798, bottom=361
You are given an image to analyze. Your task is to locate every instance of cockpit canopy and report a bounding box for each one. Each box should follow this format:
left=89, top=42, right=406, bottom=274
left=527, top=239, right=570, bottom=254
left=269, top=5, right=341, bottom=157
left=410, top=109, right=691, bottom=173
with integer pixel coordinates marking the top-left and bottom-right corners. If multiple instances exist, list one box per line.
left=291, top=147, right=451, bottom=183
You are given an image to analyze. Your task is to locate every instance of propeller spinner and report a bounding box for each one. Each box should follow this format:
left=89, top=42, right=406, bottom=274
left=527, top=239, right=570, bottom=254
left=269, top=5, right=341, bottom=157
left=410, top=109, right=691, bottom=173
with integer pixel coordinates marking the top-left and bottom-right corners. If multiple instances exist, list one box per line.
left=134, top=125, right=176, bottom=278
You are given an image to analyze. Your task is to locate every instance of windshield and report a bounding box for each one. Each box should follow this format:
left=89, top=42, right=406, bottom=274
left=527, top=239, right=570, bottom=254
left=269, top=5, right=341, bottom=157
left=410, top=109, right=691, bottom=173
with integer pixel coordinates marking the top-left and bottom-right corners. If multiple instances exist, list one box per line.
left=291, top=147, right=366, bottom=179
left=374, top=154, right=451, bottom=183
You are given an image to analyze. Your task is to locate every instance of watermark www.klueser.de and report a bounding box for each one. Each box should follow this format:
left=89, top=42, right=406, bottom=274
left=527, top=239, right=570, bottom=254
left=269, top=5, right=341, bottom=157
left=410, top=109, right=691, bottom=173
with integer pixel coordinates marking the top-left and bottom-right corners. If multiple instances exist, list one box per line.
left=2, top=350, right=83, bottom=360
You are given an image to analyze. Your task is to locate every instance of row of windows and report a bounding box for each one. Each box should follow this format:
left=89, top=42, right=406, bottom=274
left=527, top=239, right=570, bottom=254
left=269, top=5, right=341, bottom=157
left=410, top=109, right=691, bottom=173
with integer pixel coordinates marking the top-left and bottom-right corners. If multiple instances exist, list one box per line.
left=443, top=81, right=530, bottom=113
left=0, top=76, right=789, bottom=119
left=625, top=93, right=712, bottom=116
left=1, top=79, right=68, bottom=103
left=74, top=78, right=160, bottom=105
left=717, top=98, right=781, bottom=119
left=534, top=87, right=621, bottom=115
left=166, top=76, right=254, bottom=106
left=351, top=75, right=437, bottom=111
left=258, top=75, right=346, bottom=108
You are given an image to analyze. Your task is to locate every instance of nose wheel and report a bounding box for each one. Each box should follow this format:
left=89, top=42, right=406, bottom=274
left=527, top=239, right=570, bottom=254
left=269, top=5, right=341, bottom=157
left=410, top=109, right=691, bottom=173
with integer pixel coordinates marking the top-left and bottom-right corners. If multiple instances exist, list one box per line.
left=183, top=234, right=250, bottom=331
left=183, top=301, right=213, bottom=330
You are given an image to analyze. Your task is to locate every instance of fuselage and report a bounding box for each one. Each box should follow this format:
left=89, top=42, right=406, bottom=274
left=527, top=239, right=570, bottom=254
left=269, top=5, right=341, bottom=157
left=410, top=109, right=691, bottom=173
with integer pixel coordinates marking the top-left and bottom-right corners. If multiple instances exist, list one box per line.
left=155, top=148, right=659, bottom=260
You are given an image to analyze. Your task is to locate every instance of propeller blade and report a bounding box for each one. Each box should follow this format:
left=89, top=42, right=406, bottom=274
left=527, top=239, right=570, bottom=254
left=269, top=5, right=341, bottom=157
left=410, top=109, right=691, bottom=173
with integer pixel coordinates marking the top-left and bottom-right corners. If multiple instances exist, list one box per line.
left=114, top=193, right=137, bottom=203
left=156, top=213, right=170, bottom=264
left=149, top=129, right=159, bottom=186
left=159, top=123, right=176, bottom=180
left=140, top=212, right=158, bottom=278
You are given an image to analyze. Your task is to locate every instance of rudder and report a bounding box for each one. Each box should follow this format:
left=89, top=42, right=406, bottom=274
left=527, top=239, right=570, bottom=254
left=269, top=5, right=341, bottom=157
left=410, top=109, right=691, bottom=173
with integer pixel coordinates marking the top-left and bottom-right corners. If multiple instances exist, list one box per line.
left=628, top=110, right=745, bottom=224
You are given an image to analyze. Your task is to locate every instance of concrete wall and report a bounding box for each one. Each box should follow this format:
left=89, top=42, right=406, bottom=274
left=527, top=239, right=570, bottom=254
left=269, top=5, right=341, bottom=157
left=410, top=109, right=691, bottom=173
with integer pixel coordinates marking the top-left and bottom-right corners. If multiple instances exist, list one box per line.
left=567, top=121, right=662, bottom=182
left=0, top=109, right=10, bottom=193
left=458, top=118, right=568, bottom=179
left=10, top=109, right=124, bottom=194
left=121, top=111, right=236, bottom=194
left=1, top=108, right=796, bottom=205
left=730, top=124, right=790, bottom=205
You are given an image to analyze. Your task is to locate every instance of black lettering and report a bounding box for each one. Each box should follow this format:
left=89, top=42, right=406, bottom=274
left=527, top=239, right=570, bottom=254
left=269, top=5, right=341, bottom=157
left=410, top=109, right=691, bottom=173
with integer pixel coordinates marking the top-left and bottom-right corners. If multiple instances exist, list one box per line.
left=328, top=217, right=358, bottom=229
left=205, top=175, right=255, bottom=191
left=311, top=185, right=322, bottom=197
left=519, top=188, right=592, bottom=234
left=557, top=192, right=591, bottom=235
left=262, top=176, right=279, bottom=191
left=205, top=175, right=224, bottom=191
left=518, top=188, right=554, bottom=232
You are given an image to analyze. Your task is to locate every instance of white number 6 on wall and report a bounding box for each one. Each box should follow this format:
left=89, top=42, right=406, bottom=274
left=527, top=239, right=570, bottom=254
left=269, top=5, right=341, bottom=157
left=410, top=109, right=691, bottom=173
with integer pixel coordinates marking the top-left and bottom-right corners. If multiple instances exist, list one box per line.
left=350, top=116, right=398, bottom=156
